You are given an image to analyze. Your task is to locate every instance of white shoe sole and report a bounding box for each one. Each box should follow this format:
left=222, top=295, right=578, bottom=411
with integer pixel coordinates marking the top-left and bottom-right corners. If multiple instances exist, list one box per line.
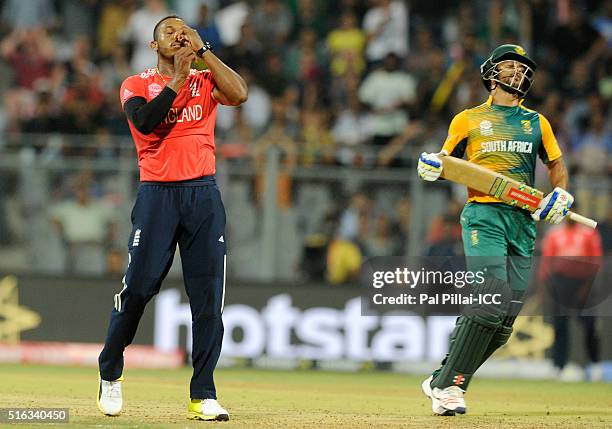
left=421, top=377, right=455, bottom=416
left=187, top=411, right=230, bottom=421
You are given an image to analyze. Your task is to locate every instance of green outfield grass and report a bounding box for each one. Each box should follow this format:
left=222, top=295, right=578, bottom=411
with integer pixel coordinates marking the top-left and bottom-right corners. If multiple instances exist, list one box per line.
left=0, top=364, right=610, bottom=428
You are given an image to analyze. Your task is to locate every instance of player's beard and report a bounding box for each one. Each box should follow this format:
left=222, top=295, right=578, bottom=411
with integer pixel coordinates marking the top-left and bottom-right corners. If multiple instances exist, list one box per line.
left=499, top=70, right=525, bottom=88
left=158, top=47, right=178, bottom=62
left=159, top=41, right=191, bottom=62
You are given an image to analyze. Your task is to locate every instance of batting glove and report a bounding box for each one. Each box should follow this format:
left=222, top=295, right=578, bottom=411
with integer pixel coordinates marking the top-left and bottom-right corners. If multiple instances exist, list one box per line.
left=532, top=187, right=574, bottom=224
left=417, top=150, right=447, bottom=181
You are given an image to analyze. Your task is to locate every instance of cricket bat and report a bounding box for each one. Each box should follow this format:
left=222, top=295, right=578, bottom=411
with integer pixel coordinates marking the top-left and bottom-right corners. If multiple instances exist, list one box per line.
left=439, top=155, right=597, bottom=229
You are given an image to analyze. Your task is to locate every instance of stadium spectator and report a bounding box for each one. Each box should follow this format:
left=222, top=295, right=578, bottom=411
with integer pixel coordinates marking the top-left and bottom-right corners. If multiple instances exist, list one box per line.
left=64, top=36, right=99, bottom=80
left=216, top=68, right=271, bottom=136
left=600, top=206, right=612, bottom=255
left=390, top=196, right=411, bottom=253
left=363, top=213, right=399, bottom=257
left=225, top=21, right=263, bottom=72
left=249, top=0, right=293, bottom=48
left=571, top=110, right=611, bottom=220
left=122, top=0, right=169, bottom=71
left=252, top=98, right=297, bottom=208
left=60, top=0, right=97, bottom=40
left=407, top=26, right=438, bottom=79
left=331, top=92, right=369, bottom=166
left=326, top=10, right=366, bottom=78
left=60, top=72, right=105, bottom=140
left=426, top=200, right=463, bottom=247
left=326, top=235, right=362, bottom=285
left=284, top=28, right=326, bottom=84
left=358, top=53, right=417, bottom=147
left=212, top=0, right=249, bottom=46
left=280, top=85, right=301, bottom=138
left=425, top=213, right=463, bottom=257
left=550, top=2, right=606, bottom=70
left=300, top=109, right=335, bottom=166
left=1, top=0, right=56, bottom=29
left=337, top=192, right=370, bottom=242
left=99, top=45, right=133, bottom=93
left=170, top=0, right=219, bottom=21
left=191, top=4, right=222, bottom=51
left=99, top=90, right=131, bottom=136
left=362, top=0, right=408, bottom=65
left=20, top=90, right=60, bottom=136
left=97, top=0, right=135, bottom=59
left=564, top=60, right=596, bottom=98
left=376, top=120, right=423, bottom=168
left=0, top=28, right=54, bottom=89
left=258, top=52, right=288, bottom=97
left=49, top=173, right=117, bottom=275
left=291, top=0, right=329, bottom=40
left=239, top=78, right=272, bottom=132
left=106, top=246, right=125, bottom=277
left=217, top=112, right=253, bottom=163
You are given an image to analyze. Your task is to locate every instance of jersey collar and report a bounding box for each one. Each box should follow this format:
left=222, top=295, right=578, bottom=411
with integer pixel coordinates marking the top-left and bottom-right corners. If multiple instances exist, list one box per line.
left=486, top=95, right=525, bottom=107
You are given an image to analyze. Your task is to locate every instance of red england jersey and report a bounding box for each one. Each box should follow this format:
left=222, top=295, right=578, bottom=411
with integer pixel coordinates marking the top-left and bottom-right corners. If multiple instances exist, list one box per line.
left=120, top=68, right=218, bottom=181
left=539, top=224, right=603, bottom=280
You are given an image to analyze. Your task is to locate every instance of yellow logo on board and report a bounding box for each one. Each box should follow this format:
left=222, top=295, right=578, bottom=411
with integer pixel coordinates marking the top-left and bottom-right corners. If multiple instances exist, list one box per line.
left=0, top=275, right=41, bottom=342
left=496, top=315, right=554, bottom=359
left=514, top=46, right=526, bottom=55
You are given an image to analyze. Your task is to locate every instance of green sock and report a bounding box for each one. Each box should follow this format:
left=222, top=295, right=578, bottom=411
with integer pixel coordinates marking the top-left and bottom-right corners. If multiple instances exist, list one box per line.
left=430, top=277, right=511, bottom=391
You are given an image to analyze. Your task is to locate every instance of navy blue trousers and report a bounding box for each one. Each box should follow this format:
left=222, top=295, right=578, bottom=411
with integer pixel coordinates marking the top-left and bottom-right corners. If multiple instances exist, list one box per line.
left=99, top=176, right=226, bottom=399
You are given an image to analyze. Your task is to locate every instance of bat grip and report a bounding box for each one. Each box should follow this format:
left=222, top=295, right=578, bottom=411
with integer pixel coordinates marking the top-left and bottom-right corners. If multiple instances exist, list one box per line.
left=568, top=211, right=597, bottom=229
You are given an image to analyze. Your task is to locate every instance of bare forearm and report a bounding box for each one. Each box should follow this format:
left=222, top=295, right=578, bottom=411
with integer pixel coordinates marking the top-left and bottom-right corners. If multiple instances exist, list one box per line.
left=203, top=50, right=248, bottom=105
left=547, top=157, right=569, bottom=189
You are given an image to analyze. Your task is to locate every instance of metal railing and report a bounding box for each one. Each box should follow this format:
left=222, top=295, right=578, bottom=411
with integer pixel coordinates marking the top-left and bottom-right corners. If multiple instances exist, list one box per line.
left=0, top=133, right=608, bottom=281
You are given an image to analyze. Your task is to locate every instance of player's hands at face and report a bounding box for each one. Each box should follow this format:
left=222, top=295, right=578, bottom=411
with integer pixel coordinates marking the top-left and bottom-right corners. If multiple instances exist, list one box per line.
left=176, top=25, right=204, bottom=52
left=173, top=47, right=196, bottom=80
left=532, top=187, right=574, bottom=224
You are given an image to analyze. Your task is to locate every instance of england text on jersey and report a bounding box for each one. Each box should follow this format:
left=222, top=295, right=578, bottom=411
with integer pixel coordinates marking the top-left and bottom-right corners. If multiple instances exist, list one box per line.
left=120, top=68, right=218, bottom=181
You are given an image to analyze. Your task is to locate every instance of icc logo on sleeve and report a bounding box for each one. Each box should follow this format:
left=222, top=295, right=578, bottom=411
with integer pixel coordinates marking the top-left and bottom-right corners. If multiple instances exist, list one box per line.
left=148, top=83, right=163, bottom=98
left=121, top=88, right=134, bottom=103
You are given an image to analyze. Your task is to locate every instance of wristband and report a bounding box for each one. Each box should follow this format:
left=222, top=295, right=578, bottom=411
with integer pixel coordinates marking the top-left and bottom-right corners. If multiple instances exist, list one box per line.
left=196, top=41, right=212, bottom=58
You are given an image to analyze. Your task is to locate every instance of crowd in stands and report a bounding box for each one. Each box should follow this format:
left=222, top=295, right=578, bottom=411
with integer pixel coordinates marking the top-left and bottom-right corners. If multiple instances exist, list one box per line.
left=0, top=0, right=609, bottom=280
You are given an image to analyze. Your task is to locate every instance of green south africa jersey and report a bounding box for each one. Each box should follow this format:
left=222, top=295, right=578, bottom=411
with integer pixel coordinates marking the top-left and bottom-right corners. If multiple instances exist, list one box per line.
left=441, top=96, right=562, bottom=204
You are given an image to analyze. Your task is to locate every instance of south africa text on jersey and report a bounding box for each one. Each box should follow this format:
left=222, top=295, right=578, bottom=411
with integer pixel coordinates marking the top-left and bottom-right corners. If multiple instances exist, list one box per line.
left=480, top=140, right=533, bottom=153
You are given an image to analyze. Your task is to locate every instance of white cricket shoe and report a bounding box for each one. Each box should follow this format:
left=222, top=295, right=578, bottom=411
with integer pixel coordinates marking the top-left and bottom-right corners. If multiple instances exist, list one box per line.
left=97, top=375, right=123, bottom=416
left=590, top=363, right=604, bottom=382
left=187, top=398, right=230, bottom=421
left=432, top=385, right=466, bottom=414
left=421, top=376, right=455, bottom=416
left=558, top=363, right=584, bottom=382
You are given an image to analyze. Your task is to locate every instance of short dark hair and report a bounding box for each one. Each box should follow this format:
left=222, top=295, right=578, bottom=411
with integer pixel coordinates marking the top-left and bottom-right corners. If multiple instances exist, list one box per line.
left=153, top=15, right=183, bottom=41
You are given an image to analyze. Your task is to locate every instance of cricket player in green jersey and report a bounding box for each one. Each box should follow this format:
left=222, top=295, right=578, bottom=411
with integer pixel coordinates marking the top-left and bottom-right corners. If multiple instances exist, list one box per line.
left=417, top=44, right=574, bottom=415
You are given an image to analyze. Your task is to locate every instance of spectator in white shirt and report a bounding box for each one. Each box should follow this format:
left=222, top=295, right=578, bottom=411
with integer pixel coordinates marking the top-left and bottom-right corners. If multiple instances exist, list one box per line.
left=363, top=0, right=408, bottom=65
left=122, top=0, right=169, bottom=72
left=358, top=53, right=416, bottom=147
left=50, top=176, right=116, bottom=275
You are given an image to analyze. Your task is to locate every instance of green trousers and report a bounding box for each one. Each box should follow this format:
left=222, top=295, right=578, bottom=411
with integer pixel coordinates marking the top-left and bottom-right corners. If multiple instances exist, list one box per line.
left=430, top=203, right=537, bottom=391
left=460, top=202, right=536, bottom=292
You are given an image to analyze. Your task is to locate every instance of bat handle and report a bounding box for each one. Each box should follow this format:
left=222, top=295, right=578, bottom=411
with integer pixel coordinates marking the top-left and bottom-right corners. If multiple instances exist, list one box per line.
left=568, top=211, right=597, bottom=229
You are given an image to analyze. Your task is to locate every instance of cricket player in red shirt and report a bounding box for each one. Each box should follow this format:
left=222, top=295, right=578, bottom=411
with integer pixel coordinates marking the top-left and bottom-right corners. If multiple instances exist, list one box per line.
left=539, top=216, right=603, bottom=379
left=97, top=15, right=247, bottom=421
